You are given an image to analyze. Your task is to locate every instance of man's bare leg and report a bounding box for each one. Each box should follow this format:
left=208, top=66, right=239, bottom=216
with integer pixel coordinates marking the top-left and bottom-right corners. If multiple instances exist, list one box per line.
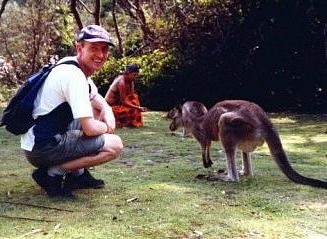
left=61, top=134, right=123, bottom=170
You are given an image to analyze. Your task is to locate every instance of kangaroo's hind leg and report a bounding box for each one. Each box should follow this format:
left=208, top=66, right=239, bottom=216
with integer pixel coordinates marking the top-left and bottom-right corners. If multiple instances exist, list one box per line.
left=240, top=152, right=253, bottom=176
left=218, top=113, right=240, bottom=181
left=211, top=139, right=239, bottom=181
left=201, top=142, right=212, bottom=168
left=206, top=141, right=213, bottom=167
left=222, top=144, right=239, bottom=181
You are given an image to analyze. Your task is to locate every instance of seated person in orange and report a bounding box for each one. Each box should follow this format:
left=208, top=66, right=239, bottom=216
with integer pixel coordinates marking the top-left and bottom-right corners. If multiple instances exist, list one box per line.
left=105, top=64, right=147, bottom=128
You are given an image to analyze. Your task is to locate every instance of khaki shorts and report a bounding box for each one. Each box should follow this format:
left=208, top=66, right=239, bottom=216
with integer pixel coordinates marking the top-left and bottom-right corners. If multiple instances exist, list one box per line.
left=24, top=121, right=105, bottom=167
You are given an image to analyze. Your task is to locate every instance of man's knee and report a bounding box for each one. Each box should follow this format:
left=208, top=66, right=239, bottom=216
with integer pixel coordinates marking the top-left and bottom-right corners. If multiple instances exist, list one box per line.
left=103, top=134, right=123, bottom=157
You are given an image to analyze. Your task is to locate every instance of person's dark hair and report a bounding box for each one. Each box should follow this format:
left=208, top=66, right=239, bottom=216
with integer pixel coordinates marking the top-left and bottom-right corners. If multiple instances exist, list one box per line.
left=125, top=64, right=139, bottom=73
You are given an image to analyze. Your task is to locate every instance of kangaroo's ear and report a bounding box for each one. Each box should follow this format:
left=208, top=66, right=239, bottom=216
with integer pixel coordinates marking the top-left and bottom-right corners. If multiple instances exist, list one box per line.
left=176, top=103, right=183, bottom=112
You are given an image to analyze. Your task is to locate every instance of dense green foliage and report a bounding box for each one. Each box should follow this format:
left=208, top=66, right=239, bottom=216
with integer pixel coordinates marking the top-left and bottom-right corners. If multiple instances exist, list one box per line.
left=93, top=50, right=180, bottom=108
left=0, top=1, right=74, bottom=83
left=174, top=0, right=326, bottom=112
left=0, top=0, right=326, bottom=112
left=96, top=0, right=327, bottom=112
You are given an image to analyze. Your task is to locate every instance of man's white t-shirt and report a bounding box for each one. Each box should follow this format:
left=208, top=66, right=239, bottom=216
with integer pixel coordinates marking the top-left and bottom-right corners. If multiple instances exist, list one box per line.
left=21, top=56, right=98, bottom=151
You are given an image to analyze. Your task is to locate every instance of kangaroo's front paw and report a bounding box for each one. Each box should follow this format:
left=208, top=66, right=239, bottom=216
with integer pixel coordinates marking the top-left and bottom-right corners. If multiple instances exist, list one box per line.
left=203, top=161, right=213, bottom=168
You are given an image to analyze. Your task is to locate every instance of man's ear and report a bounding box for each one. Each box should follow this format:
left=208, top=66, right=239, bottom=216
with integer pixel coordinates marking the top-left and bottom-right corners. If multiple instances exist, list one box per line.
left=75, top=42, right=82, bottom=52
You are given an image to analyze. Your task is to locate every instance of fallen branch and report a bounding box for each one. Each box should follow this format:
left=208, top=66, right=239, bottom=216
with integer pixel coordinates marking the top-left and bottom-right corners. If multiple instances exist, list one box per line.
left=0, top=201, right=74, bottom=212
left=0, top=214, right=54, bottom=222
left=19, top=229, right=43, bottom=238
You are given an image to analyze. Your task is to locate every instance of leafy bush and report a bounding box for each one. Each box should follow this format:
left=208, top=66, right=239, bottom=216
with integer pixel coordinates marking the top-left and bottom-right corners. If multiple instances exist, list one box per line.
left=0, top=83, right=17, bottom=107
left=124, top=30, right=143, bottom=56
left=93, top=49, right=179, bottom=108
left=0, top=1, right=75, bottom=85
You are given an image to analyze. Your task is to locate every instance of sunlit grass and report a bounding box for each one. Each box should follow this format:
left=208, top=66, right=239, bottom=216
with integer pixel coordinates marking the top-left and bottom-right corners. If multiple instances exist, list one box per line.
left=271, top=117, right=297, bottom=124
left=0, top=110, right=326, bottom=238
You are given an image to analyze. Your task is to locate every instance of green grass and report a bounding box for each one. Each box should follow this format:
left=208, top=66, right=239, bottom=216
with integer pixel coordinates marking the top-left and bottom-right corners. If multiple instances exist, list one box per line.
left=0, top=111, right=326, bottom=239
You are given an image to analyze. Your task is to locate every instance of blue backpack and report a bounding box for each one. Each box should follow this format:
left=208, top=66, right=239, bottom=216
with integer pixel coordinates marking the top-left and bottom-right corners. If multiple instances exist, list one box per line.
left=0, top=60, right=79, bottom=135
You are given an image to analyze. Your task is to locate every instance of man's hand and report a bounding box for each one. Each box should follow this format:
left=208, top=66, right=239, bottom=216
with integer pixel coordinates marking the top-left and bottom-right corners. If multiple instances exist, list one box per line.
left=98, top=106, right=116, bottom=132
left=91, top=94, right=116, bottom=133
left=138, top=106, right=148, bottom=112
left=106, top=124, right=115, bottom=134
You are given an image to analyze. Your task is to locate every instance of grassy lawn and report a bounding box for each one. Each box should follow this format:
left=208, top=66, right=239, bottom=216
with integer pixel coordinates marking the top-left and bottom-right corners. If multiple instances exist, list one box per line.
left=0, top=111, right=326, bottom=239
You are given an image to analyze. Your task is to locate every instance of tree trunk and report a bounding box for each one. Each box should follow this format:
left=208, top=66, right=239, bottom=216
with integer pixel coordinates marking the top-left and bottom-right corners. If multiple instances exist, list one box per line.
left=0, top=0, right=9, bottom=18
left=112, top=0, right=124, bottom=56
left=133, top=0, right=155, bottom=44
left=70, top=0, right=83, bottom=29
left=94, top=0, right=100, bottom=25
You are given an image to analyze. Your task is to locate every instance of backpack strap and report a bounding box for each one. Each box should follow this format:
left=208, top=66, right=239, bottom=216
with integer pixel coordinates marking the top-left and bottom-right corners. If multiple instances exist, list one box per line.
left=0, top=60, right=82, bottom=135
left=54, top=60, right=80, bottom=70
left=56, top=60, right=90, bottom=93
left=32, top=60, right=84, bottom=146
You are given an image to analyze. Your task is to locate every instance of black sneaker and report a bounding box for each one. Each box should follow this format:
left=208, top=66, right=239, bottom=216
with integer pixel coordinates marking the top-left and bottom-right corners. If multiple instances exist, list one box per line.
left=63, top=169, right=105, bottom=191
left=32, top=167, right=73, bottom=198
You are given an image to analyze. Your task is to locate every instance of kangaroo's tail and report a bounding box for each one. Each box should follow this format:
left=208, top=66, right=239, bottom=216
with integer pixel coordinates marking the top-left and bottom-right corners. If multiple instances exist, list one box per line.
left=263, top=120, right=327, bottom=189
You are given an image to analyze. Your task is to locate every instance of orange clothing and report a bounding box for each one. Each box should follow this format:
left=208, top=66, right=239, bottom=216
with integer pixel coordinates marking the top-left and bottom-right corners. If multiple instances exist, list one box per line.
left=112, top=93, right=143, bottom=128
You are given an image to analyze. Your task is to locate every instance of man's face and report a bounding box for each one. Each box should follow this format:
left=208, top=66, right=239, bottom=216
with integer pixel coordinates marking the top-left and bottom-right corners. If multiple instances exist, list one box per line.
left=127, top=72, right=138, bottom=81
left=77, top=41, right=109, bottom=76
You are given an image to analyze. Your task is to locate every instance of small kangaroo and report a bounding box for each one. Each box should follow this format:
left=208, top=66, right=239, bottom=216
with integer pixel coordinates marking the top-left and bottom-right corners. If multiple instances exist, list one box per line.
left=167, top=102, right=208, bottom=137
left=168, top=100, right=327, bottom=189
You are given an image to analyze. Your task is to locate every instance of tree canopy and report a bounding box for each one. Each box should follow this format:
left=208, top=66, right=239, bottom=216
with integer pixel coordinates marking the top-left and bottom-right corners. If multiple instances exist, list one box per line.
left=0, top=0, right=326, bottom=112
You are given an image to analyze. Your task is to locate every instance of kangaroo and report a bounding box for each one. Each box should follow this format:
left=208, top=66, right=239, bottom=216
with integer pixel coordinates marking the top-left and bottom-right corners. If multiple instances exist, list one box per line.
left=166, top=103, right=185, bottom=137
left=168, top=100, right=327, bottom=189
left=167, top=102, right=208, bottom=138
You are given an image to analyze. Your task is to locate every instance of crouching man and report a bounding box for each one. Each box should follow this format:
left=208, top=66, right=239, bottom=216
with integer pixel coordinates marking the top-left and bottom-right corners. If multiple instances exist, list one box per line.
left=21, top=25, right=123, bottom=197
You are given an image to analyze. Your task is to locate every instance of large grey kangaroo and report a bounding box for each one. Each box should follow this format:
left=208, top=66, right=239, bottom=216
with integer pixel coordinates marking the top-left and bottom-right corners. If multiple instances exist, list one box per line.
left=168, top=100, right=327, bottom=189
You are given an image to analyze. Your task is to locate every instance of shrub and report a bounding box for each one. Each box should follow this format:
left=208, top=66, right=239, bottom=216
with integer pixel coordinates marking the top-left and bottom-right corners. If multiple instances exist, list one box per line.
left=93, top=49, right=179, bottom=109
